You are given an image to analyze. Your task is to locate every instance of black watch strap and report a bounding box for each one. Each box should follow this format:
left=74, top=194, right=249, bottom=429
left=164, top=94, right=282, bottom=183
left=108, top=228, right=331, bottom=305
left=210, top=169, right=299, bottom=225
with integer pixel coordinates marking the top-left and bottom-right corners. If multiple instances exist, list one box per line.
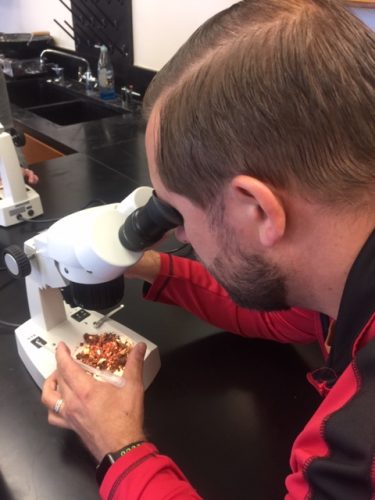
left=96, top=440, right=146, bottom=486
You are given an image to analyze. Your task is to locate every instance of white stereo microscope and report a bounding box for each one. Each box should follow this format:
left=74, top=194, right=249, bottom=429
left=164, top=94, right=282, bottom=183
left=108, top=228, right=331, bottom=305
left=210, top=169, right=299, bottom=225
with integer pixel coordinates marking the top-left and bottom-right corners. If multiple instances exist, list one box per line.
left=0, top=123, right=43, bottom=226
left=2, top=185, right=182, bottom=389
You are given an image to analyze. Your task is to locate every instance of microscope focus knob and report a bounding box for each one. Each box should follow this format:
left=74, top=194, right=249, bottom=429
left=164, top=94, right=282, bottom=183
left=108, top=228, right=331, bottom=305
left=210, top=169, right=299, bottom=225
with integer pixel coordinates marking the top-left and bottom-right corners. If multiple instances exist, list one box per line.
left=2, top=245, right=32, bottom=279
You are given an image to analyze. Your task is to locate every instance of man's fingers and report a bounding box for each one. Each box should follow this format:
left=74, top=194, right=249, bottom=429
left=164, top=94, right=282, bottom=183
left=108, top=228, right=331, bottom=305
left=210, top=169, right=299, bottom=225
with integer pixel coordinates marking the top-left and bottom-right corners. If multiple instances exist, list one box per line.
left=124, top=342, right=147, bottom=384
left=55, top=342, right=90, bottom=391
left=41, top=370, right=60, bottom=407
left=43, top=369, right=59, bottom=392
left=42, top=370, right=71, bottom=429
left=47, top=410, right=71, bottom=429
left=52, top=340, right=145, bottom=398
left=22, top=167, right=39, bottom=185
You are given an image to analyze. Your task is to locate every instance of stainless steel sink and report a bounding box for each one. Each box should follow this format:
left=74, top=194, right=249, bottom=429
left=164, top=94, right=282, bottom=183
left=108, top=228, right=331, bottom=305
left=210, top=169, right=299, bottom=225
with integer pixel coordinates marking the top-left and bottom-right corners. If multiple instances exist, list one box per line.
left=29, top=99, right=123, bottom=126
left=7, top=77, right=125, bottom=125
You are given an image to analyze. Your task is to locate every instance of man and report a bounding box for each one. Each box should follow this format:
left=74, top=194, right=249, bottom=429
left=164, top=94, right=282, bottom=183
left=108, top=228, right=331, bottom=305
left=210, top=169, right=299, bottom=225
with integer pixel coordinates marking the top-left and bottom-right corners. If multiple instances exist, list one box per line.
left=41, top=0, right=375, bottom=498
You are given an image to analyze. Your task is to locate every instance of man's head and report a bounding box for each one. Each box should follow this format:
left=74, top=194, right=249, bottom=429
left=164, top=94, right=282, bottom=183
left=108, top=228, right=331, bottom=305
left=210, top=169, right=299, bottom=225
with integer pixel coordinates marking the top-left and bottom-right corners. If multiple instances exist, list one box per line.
left=145, top=0, right=375, bottom=209
left=144, top=0, right=375, bottom=312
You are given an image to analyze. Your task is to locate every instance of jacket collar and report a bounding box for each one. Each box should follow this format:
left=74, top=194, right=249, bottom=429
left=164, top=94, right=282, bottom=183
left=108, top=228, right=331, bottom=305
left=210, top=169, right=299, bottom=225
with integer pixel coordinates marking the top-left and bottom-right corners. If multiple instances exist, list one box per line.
left=327, top=228, right=375, bottom=377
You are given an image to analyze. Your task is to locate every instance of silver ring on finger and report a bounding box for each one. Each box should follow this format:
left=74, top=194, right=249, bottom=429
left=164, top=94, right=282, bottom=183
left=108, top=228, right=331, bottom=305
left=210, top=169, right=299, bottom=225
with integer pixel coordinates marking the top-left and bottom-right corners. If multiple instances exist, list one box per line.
left=53, top=398, right=64, bottom=415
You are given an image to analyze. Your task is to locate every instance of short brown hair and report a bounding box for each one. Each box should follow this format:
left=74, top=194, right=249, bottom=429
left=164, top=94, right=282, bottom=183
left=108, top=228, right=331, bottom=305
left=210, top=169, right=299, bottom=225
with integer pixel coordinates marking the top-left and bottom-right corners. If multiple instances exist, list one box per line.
left=144, top=0, right=375, bottom=208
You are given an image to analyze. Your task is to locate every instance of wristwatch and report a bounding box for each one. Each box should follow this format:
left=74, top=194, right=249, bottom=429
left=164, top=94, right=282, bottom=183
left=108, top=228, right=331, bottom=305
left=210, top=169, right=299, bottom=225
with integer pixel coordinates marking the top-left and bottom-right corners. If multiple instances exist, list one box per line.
left=96, top=441, right=145, bottom=486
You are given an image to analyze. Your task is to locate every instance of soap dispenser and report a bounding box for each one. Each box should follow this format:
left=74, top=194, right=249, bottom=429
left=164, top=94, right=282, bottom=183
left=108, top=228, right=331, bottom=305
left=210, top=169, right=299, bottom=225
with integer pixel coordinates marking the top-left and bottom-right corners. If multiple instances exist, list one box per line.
left=96, top=44, right=115, bottom=100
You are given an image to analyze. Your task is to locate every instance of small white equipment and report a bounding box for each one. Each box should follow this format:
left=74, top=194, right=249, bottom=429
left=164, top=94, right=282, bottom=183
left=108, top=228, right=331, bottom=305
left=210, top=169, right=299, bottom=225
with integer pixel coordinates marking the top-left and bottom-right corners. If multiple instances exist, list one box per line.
left=0, top=123, right=43, bottom=226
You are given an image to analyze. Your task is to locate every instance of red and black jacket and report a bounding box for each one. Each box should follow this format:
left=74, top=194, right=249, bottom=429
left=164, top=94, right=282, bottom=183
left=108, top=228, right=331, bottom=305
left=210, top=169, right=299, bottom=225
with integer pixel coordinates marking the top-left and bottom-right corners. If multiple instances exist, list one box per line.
left=100, top=229, right=375, bottom=500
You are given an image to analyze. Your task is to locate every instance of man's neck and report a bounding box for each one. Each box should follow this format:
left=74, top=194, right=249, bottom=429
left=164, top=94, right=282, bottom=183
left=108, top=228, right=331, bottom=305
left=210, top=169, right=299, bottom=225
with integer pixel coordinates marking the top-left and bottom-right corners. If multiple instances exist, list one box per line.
left=284, top=203, right=375, bottom=319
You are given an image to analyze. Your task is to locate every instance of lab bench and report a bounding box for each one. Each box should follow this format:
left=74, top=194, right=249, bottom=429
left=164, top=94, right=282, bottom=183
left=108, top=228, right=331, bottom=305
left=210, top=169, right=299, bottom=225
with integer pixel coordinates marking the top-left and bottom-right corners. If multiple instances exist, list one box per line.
left=0, top=108, right=322, bottom=499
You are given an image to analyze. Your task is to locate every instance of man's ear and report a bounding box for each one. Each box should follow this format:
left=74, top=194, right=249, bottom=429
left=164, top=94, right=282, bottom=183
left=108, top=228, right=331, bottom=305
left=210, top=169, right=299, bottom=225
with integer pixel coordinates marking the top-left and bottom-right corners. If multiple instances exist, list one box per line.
left=228, top=175, right=286, bottom=247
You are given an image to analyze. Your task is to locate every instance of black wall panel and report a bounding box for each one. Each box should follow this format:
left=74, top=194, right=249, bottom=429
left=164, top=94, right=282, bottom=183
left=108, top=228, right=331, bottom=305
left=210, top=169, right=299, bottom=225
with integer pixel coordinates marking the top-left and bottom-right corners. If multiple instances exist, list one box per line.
left=58, top=0, right=133, bottom=81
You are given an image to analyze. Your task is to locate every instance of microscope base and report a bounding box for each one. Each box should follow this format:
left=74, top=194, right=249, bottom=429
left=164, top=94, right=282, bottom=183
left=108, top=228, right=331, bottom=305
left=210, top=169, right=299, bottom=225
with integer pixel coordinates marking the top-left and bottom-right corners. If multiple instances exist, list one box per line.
left=15, top=304, right=160, bottom=390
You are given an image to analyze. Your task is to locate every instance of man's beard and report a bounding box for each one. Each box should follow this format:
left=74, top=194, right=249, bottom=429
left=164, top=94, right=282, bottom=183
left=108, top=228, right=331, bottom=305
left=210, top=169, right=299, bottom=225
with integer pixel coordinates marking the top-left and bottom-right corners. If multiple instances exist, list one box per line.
left=206, top=246, right=290, bottom=312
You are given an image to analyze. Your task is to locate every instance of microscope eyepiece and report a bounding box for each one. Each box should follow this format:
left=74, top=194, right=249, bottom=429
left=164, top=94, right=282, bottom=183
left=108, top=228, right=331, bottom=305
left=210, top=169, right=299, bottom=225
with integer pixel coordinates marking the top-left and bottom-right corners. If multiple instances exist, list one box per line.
left=119, top=191, right=183, bottom=252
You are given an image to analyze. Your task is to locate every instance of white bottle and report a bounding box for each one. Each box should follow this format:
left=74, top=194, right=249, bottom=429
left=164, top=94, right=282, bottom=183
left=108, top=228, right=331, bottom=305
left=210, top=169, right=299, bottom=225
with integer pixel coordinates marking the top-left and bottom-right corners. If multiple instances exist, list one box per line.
left=96, top=45, right=115, bottom=100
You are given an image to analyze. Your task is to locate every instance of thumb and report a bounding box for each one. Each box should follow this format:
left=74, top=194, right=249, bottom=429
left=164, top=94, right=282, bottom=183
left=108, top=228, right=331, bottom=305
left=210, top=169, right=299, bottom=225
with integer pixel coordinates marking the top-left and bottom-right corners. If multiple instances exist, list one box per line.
left=55, top=342, right=88, bottom=389
left=57, top=341, right=71, bottom=355
left=124, top=342, right=147, bottom=383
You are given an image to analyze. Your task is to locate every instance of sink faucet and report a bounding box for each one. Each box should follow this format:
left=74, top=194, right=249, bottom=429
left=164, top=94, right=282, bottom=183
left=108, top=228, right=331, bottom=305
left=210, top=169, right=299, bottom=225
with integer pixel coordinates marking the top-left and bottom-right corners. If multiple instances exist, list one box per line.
left=121, top=85, right=141, bottom=112
left=40, top=49, right=94, bottom=89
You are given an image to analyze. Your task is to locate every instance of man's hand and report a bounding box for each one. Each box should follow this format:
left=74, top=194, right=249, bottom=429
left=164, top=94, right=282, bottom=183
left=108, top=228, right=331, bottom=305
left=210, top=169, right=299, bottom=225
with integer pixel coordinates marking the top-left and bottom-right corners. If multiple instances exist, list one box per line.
left=21, top=167, right=39, bottom=185
left=41, top=342, right=147, bottom=462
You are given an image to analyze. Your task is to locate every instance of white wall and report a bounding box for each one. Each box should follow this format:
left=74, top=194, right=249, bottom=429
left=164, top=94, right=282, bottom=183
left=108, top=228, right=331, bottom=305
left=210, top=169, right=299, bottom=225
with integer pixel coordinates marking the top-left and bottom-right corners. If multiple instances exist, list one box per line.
left=0, top=1, right=373, bottom=71
left=0, top=0, right=74, bottom=50
left=0, top=0, right=235, bottom=69
left=132, top=0, right=237, bottom=70
left=133, top=3, right=375, bottom=70
left=352, top=7, right=375, bottom=30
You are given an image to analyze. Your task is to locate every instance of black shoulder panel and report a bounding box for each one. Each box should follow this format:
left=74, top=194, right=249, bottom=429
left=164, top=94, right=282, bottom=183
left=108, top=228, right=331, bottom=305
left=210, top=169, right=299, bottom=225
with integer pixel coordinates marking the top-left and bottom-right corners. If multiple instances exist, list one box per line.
left=306, top=336, right=375, bottom=499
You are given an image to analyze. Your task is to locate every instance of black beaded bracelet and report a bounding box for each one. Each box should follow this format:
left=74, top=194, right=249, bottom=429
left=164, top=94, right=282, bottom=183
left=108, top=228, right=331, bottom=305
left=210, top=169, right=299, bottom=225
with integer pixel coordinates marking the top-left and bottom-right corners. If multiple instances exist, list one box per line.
left=118, top=440, right=146, bottom=456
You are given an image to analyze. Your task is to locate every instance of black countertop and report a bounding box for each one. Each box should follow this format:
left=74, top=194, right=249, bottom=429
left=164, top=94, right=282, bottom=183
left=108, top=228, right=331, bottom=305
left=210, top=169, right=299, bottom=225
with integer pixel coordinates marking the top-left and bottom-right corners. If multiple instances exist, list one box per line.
left=10, top=78, right=150, bottom=186
left=0, top=94, right=323, bottom=500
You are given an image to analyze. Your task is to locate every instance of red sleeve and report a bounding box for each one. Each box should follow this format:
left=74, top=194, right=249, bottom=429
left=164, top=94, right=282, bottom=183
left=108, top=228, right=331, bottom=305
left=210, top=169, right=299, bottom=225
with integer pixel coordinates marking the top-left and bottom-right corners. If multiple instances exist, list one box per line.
left=100, top=442, right=202, bottom=499
left=145, top=253, right=324, bottom=346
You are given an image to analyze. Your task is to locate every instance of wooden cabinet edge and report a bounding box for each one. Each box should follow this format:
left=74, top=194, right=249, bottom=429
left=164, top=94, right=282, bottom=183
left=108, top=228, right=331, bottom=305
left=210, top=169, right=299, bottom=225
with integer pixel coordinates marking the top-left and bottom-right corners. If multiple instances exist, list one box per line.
left=347, top=0, right=375, bottom=7
left=23, top=133, right=64, bottom=165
